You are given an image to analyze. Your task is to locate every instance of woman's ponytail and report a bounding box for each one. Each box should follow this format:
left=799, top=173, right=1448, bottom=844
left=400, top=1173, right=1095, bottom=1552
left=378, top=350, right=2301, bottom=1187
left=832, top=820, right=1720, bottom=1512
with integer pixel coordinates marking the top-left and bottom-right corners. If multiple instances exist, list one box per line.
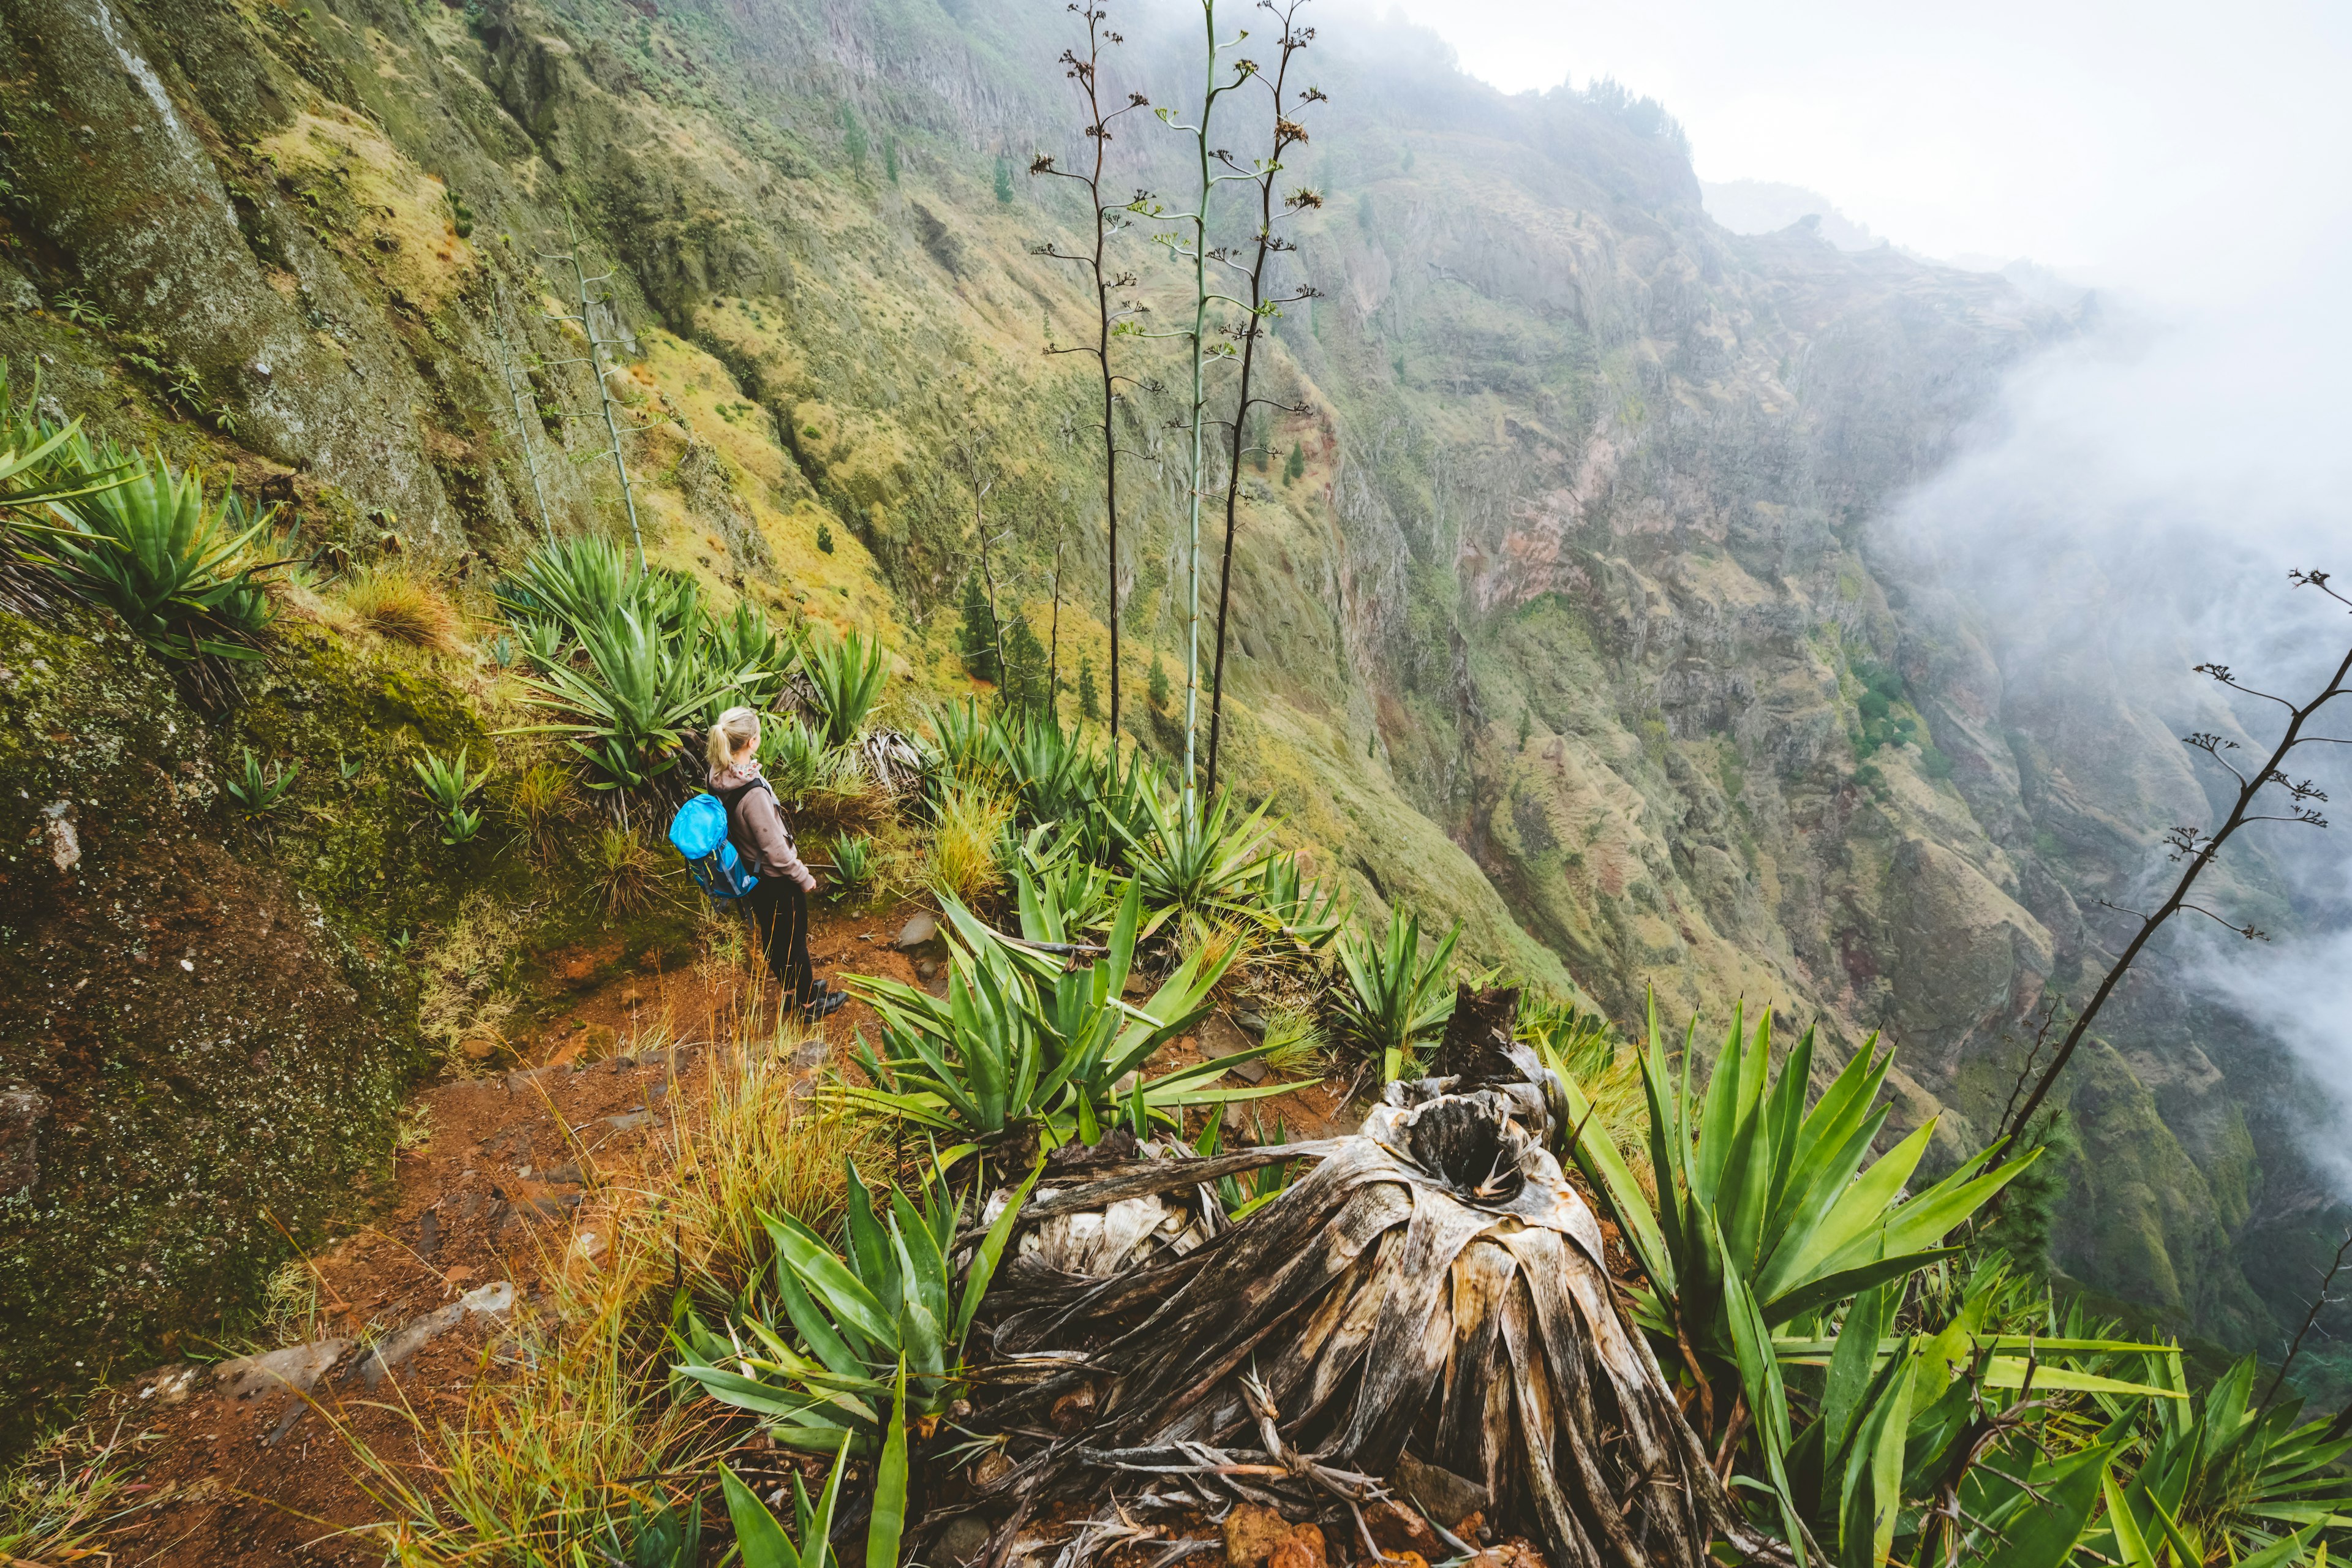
left=707, top=706, right=760, bottom=774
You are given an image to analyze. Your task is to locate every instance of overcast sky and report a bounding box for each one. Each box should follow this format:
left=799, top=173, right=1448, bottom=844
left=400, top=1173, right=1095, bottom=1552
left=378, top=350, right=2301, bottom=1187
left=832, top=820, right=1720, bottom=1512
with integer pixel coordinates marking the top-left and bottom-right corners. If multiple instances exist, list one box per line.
left=1370, top=0, right=2352, bottom=296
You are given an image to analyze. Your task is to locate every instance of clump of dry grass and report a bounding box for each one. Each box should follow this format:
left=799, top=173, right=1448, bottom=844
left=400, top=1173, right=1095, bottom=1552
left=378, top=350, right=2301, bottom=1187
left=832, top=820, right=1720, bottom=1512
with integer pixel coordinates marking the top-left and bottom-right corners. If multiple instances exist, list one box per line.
left=929, top=783, right=1012, bottom=905
left=341, top=565, right=461, bottom=650
left=1256, top=1003, right=1326, bottom=1079
left=642, top=1025, right=872, bottom=1296
left=338, top=1006, right=867, bottom=1563
left=501, top=761, right=578, bottom=864
left=0, top=1418, right=160, bottom=1562
left=587, top=824, right=663, bottom=915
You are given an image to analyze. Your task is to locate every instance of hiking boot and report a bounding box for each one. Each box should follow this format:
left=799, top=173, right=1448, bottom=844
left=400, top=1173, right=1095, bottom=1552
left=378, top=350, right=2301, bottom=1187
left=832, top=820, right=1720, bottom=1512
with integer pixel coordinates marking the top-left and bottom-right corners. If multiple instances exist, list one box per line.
left=804, top=990, right=849, bottom=1020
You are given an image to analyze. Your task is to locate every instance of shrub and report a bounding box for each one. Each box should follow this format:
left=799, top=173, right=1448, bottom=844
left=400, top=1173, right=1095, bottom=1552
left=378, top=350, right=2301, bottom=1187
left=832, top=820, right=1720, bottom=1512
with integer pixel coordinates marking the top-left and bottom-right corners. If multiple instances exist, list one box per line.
left=342, top=566, right=459, bottom=649
left=927, top=785, right=1011, bottom=905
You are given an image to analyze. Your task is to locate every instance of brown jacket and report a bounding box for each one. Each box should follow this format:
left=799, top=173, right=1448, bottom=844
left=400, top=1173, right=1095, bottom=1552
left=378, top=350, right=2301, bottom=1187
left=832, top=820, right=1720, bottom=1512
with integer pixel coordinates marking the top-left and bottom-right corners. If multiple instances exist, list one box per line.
left=709, top=760, right=816, bottom=891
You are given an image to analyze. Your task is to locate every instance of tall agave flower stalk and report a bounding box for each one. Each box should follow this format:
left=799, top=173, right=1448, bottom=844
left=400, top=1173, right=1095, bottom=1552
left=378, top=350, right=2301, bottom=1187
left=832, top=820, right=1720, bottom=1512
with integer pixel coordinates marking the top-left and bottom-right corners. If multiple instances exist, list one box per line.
left=1152, top=1, right=1253, bottom=817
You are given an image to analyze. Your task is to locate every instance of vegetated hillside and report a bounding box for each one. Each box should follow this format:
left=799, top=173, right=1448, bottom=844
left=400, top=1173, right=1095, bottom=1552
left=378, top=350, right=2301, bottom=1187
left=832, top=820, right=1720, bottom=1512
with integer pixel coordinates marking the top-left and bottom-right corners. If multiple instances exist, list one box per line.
left=0, top=0, right=2340, bottom=1422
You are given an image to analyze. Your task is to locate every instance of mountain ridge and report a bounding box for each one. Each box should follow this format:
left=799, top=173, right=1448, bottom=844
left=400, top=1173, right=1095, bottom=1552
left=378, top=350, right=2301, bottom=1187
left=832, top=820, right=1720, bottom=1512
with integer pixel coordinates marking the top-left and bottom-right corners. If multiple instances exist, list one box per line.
left=1, top=0, right=2343, bottom=1434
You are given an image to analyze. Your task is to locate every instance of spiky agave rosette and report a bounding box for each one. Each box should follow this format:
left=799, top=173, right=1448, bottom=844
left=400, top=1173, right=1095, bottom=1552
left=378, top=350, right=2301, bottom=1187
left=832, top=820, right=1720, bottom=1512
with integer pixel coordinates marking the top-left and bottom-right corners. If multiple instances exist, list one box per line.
left=960, top=1062, right=1786, bottom=1568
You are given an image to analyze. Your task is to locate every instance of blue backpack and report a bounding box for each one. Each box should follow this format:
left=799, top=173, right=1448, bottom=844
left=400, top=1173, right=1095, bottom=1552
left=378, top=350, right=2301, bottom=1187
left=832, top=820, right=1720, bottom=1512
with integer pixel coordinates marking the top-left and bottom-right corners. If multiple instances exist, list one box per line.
left=668, top=791, right=760, bottom=902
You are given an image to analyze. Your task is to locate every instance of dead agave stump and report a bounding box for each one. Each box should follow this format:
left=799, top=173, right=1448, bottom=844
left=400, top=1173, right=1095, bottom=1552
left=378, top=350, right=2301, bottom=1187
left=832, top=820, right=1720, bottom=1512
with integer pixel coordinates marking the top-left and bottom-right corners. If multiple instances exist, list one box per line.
left=965, top=997, right=1781, bottom=1568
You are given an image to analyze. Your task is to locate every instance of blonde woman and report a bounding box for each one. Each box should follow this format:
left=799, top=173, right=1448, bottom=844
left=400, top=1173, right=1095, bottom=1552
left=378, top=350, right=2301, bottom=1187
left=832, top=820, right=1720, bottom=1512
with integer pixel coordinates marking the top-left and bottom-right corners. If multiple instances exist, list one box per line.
left=706, top=706, right=846, bottom=1019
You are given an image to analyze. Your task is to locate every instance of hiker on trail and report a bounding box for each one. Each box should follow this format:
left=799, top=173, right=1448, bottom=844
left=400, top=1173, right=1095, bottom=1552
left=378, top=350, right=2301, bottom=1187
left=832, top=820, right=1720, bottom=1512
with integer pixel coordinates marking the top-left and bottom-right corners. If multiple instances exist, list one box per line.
left=705, top=706, right=848, bottom=1020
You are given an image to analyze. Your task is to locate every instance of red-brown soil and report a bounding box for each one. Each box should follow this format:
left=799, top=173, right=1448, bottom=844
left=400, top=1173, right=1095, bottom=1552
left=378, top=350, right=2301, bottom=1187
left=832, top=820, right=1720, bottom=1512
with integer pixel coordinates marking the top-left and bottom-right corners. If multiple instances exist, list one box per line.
left=71, top=904, right=1348, bottom=1566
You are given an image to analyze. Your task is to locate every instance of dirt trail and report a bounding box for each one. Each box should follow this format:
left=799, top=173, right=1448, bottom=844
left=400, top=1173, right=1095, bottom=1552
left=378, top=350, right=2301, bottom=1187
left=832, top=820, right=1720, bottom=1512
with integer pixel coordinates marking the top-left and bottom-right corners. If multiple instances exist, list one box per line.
left=82, top=905, right=921, bottom=1566
left=77, top=905, right=1344, bottom=1566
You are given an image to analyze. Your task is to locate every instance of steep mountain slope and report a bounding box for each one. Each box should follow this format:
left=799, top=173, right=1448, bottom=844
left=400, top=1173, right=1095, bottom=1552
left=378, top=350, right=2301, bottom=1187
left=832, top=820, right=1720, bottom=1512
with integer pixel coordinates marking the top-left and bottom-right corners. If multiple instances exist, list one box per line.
left=2, top=0, right=2341, bottom=1427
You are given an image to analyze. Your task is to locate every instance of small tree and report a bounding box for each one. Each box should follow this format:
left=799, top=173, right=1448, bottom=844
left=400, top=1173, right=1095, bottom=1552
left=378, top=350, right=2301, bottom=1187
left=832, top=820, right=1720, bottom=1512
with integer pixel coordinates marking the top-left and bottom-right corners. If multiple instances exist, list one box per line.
left=843, top=107, right=869, bottom=168
left=1077, top=655, right=1101, bottom=722
left=993, top=154, right=1014, bottom=205
left=1148, top=651, right=1171, bottom=711
left=957, top=575, right=1001, bottom=684
left=884, top=135, right=900, bottom=184
left=1283, top=442, right=1304, bottom=484
left=1003, top=614, right=1050, bottom=714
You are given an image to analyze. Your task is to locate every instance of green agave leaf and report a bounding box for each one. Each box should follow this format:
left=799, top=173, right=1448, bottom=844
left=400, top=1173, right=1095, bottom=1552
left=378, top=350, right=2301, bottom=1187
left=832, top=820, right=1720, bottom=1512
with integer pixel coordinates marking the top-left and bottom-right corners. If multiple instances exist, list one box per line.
left=722, top=1463, right=809, bottom=1568
left=1976, top=1444, right=2110, bottom=1568
left=768, top=1215, right=897, bottom=1349
left=869, top=1358, right=910, bottom=1568
left=957, top=1159, right=1039, bottom=1341
left=1558, top=1066, right=1672, bottom=1293
left=1977, top=1357, right=2186, bottom=1399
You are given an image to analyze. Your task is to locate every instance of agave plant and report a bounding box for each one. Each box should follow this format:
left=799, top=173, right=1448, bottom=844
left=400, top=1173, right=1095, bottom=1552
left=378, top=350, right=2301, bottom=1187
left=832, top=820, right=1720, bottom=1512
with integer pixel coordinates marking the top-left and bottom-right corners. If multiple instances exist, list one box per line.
left=412, top=745, right=492, bottom=844
left=826, top=833, right=873, bottom=897
left=1008, top=823, right=1124, bottom=937
left=920, top=696, right=1001, bottom=790
left=1556, top=1001, right=2049, bottom=1550
left=22, top=443, right=279, bottom=660
left=802, top=625, right=886, bottom=747
left=1330, top=911, right=1460, bottom=1082
left=1240, top=853, right=1348, bottom=952
left=843, top=880, right=1284, bottom=1155
left=518, top=615, right=569, bottom=671
left=1113, top=783, right=1277, bottom=937
left=760, top=714, right=859, bottom=804
left=990, top=710, right=1094, bottom=826
left=2079, top=1357, right=2352, bottom=1567
left=496, top=535, right=698, bottom=643
left=592, top=1491, right=703, bottom=1568
left=673, top=1159, right=1033, bottom=1453
left=703, top=597, right=796, bottom=711
left=717, top=1422, right=911, bottom=1568
left=223, top=748, right=298, bottom=821
left=0, top=374, right=124, bottom=513
left=512, top=605, right=760, bottom=792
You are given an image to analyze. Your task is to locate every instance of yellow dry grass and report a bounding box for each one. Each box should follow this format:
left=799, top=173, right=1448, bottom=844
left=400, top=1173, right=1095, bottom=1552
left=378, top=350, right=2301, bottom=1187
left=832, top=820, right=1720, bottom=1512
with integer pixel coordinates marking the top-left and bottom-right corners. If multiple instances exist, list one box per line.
left=255, top=108, right=475, bottom=309
left=340, top=567, right=460, bottom=650
left=928, top=784, right=1012, bottom=907
left=336, top=1008, right=869, bottom=1563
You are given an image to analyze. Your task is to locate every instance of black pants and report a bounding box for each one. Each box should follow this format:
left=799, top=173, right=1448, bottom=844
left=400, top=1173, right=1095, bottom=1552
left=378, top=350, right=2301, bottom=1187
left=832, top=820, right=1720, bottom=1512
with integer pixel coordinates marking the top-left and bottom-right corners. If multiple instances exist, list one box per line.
left=742, top=877, right=817, bottom=1006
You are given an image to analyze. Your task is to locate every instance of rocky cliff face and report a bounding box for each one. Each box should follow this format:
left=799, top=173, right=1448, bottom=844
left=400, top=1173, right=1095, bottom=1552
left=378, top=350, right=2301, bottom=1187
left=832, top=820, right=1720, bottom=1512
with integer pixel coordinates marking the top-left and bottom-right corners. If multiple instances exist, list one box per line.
left=2, top=0, right=2339, bottom=1430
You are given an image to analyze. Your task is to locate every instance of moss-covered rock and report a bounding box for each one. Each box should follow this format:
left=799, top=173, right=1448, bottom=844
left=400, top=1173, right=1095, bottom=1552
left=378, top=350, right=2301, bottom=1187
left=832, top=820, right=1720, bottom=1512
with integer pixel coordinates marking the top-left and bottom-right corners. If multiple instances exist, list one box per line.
left=0, top=612, right=496, bottom=1447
